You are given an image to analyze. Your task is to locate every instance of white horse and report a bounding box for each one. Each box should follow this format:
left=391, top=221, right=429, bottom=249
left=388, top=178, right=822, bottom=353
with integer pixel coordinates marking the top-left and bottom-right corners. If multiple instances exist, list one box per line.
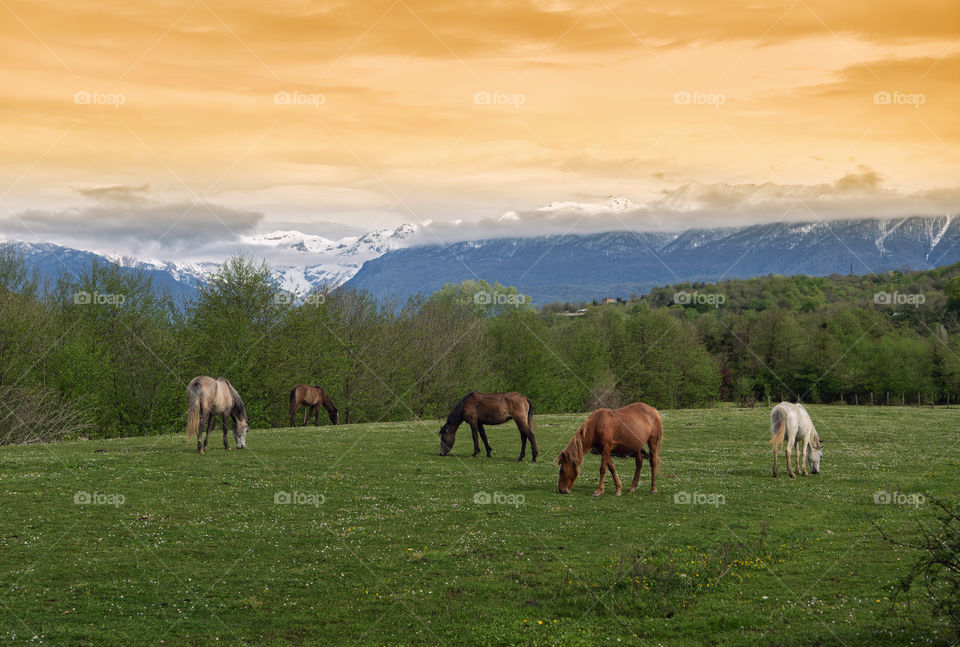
left=769, top=402, right=823, bottom=478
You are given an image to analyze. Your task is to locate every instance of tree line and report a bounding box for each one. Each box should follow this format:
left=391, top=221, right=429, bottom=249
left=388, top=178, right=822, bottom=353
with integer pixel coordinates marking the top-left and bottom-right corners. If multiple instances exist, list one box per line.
left=1, top=248, right=959, bottom=443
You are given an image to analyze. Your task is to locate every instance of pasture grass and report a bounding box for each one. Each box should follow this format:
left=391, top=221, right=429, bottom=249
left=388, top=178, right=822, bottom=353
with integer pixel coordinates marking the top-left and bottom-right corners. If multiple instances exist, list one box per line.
left=0, top=406, right=958, bottom=646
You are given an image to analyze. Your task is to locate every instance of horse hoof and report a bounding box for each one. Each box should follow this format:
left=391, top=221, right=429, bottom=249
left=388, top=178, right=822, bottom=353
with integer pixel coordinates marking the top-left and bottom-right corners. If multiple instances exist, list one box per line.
left=788, top=473, right=795, bottom=479
left=628, top=487, right=637, bottom=494
left=650, top=489, right=657, bottom=494
left=592, top=492, right=603, bottom=498
left=615, top=491, right=622, bottom=496
left=532, top=457, right=537, bottom=463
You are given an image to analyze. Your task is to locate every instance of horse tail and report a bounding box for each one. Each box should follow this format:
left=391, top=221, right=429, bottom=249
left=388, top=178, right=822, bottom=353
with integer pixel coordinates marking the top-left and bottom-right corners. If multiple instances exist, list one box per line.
left=186, top=380, right=202, bottom=441
left=646, top=408, right=664, bottom=467
left=770, top=408, right=786, bottom=446
left=525, top=397, right=534, bottom=431
left=288, top=387, right=298, bottom=426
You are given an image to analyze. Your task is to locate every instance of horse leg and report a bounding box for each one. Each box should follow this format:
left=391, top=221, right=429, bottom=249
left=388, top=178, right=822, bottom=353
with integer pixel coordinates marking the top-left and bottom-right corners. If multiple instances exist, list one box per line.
left=800, top=440, right=809, bottom=476
left=200, top=413, right=214, bottom=454
left=649, top=439, right=660, bottom=494
left=313, top=405, right=321, bottom=426
left=469, top=422, right=481, bottom=457
left=197, top=409, right=206, bottom=454
left=303, top=406, right=312, bottom=427
left=785, top=443, right=795, bottom=478
left=222, top=414, right=230, bottom=449
left=629, top=454, right=642, bottom=493
left=517, top=420, right=538, bottom=462
left=608, top=456, right=622, bottom=496
left=477, top=424, right=492, bottom=457
left=772, top=442, right=779, bottom=478
left=594, top=450, right=611, bottom=497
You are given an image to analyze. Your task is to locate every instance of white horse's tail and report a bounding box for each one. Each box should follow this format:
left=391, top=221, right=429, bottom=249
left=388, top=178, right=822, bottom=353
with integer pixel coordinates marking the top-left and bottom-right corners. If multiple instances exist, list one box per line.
left=770, top=407, right=786, bottom=446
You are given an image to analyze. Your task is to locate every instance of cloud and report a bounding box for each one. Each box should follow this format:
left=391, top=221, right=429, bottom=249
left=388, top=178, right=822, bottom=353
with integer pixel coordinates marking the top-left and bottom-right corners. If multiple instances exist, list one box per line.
left=412, top=169, right=960, bottom=243
left=1, top=200, right=264, bottom=262
left=74, top=183, right=151, bottom=204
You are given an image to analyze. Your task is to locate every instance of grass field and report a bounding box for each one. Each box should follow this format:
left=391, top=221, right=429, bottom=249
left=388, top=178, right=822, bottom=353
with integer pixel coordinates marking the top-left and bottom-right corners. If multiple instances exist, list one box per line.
left=1, top=406, right=958, bottom=646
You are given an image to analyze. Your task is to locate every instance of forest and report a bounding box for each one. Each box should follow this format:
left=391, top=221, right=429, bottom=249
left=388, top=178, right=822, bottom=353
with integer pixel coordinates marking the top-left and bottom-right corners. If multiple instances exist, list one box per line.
left=2, top=247, right=960, bottom=442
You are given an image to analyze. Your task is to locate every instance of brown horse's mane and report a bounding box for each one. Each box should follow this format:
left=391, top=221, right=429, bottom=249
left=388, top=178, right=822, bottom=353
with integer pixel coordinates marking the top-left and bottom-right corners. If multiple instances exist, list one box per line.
left=557, top=423, right=586, bottom=466
left=444, top=391, right=474, bottom=428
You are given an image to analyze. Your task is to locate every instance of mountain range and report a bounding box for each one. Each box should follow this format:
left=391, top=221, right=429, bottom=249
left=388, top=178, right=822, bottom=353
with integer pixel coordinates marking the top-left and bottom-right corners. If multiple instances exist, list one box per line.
left=3, top=214, right=958, bottom=305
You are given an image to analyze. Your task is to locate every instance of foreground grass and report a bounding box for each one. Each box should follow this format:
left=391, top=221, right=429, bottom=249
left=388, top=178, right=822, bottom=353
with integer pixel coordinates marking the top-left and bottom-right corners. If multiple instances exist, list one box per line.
left=0, top=406, right=958, bottom=646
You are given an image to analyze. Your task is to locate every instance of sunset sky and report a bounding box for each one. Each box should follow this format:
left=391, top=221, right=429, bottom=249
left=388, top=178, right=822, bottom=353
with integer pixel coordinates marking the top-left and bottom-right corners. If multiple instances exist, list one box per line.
left=1, top=0, right=958, bottom=256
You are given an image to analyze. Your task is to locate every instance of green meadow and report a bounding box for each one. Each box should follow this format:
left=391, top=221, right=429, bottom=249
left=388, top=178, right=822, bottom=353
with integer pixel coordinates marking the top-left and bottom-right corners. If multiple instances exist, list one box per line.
left=1, top=406, right=957, bottom=646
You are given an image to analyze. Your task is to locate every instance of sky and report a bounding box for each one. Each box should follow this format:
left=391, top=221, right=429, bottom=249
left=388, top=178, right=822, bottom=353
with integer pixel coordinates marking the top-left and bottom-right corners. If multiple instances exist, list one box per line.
left=0, top=0, right=958, bottom=259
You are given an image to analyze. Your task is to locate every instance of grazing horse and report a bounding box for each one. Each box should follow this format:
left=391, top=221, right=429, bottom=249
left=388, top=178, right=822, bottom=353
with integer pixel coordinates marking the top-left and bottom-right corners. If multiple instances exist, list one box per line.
left=556, top=402, right=662, bottom=496
left=438, top=392, right=538, bottom=462
left=186, top=376, right=249, bottom=454
left=289, top=384, right=339, bottom=426
left=770, top=402, right=823, bottom=478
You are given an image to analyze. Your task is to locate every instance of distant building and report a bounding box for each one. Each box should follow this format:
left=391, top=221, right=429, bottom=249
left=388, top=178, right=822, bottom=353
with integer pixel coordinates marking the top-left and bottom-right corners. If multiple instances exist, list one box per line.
left=601, top=297, right=617, bottom=305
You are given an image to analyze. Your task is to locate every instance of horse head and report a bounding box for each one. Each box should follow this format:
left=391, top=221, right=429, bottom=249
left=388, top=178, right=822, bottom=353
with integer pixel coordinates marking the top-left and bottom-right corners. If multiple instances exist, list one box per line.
left=555, top=432, right=584, bottom=493
left=438, top=423, right=456, bottom=456
left=809, top=439, right=824, bottom=474
left=234, top=417, right=249, bottom=449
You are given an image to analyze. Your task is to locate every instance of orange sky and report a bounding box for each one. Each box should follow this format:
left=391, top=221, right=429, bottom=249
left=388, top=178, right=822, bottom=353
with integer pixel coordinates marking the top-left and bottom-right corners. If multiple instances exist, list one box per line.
left=0, top=0, right=958, bottom=237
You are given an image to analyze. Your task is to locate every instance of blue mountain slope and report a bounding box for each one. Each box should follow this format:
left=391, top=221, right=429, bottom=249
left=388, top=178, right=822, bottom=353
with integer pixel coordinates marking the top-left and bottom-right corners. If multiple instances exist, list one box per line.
left=345, top=216, right=960, bottom=304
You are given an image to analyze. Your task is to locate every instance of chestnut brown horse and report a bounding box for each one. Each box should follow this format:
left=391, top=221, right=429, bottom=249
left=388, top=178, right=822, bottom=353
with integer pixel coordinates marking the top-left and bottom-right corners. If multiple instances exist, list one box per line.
left=289, top=384, right=339, bottom=426
left=556, top=402, right=662, bottom=496
left=438, top=391, right=538, bottom=462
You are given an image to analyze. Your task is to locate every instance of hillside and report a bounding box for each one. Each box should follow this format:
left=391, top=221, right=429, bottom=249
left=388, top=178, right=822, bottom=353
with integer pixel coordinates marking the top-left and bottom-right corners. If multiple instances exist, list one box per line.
left=0, top=408, right=953, bottom=645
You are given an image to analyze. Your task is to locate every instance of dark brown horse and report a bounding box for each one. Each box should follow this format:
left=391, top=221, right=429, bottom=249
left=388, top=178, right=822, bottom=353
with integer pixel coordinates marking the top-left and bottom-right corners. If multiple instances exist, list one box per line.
left=439, top=392, right=538, bottom=462
left=556, top=402, right=662, bottom=496
left=289, top=385, right=339, bottom=426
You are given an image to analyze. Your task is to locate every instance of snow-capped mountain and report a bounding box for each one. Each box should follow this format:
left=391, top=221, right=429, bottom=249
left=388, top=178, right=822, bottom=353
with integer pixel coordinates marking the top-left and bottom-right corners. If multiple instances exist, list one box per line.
left=345, top=215, right=960, bottom=304
left=243, top=223, right=418, bottom=292
left=5, top=214, right=959, bottom=305
left=0, top=224, right=420, bottom=299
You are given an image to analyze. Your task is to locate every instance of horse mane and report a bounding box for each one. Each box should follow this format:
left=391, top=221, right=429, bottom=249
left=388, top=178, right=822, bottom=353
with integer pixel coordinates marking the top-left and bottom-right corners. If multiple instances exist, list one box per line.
left=445, top=392, right=473, bottom=427
left=557, top=423, right=586, bottom=466
left=221, top=378, right=247, bottom=420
